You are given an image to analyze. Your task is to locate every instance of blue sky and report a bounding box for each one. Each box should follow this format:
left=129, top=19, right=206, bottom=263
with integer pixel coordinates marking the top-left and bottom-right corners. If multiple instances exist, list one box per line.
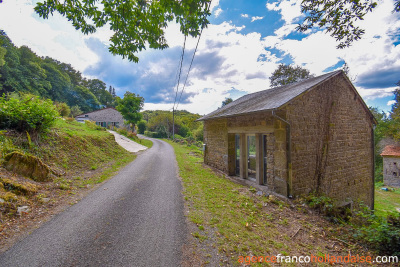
left=0, top=0, right=399, bottom=115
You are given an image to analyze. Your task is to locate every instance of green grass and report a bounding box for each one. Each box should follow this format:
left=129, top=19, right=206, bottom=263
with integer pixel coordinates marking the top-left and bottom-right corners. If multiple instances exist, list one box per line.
left=167, top=141, right=313, bottom=264
left=374, top=186, right=400, bottom=217
left=168, top=140, right=381, bottom=265
left=138, top=138, right=153, bottom=148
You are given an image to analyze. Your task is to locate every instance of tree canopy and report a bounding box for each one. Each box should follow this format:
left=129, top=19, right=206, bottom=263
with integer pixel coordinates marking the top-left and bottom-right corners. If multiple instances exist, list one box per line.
left=269, top=64, right=313, bottom=87
left=32, top=0, right=212, bottom=62
left=221, top=97, right=233, bottom=107
left=297, top=0, right=400, bottom=48
left=116, top=92, right=144, bottom=127
left=0, top=31, right=119, bottom=113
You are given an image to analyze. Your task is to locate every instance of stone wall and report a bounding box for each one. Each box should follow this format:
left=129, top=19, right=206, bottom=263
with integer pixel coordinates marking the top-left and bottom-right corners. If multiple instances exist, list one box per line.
left=203, top=112, right=288, bottom=195
left=203, top=118, right=229, bottom=172
left=287, top=75, right=374, bottom=207
left=382, top=157, right=400, bottom=187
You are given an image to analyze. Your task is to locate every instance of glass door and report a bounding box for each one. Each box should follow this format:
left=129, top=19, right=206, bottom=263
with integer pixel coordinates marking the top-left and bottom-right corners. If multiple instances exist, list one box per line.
left=247, top=135, right=256, bottom=179
left=235, top=134, right=240, bottom=176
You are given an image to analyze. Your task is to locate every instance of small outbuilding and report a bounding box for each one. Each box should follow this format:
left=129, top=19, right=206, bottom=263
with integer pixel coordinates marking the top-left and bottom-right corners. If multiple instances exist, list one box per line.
left=198, top=70, right=376, bottom=208
left=75, top=107, right=126, bottom=128
left=381, top=145, right=400, bottom=187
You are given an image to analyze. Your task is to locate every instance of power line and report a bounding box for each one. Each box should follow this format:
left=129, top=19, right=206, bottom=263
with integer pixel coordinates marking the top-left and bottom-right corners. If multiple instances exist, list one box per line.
left=175, top=27, right=204, bottom=111
left=175, top=0, right=212, bottom=110
left=172, top=35, right=187, bottom=111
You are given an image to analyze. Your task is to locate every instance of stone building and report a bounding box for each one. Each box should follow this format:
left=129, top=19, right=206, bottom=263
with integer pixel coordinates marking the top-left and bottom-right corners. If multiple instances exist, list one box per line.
left=381, top=145, right=400, bottom=187
left=75, top=108, right=126, bottom=128
left=198, top=70, right=376, bottom=208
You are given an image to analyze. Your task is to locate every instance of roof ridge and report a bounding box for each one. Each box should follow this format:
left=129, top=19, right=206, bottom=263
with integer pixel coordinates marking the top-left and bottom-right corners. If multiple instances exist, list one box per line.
left=198, top=70, right=343, bottom=121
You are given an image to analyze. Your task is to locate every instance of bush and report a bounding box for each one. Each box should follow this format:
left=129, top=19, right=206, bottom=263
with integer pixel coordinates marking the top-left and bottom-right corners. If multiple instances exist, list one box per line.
left=84, top=120, right=104, bottom=131
left=0, top=94, right=59, bottom=133
left=351, top=207, right=400, bottom=256
left=117, top=128, right=128, bottom=136
left=193, top=126, right=203, bottom=141
left=304, top=193, right=400, bottom=256
left=137, top=120, right=147, bottom=134
left=54, top=102, right=71, bottom=117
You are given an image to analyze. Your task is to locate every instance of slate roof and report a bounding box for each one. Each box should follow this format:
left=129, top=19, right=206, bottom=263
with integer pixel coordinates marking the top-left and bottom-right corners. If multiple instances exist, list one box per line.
left=381, top=145, right=400, bottom=157
left=198, top=70, right=343, bottom=121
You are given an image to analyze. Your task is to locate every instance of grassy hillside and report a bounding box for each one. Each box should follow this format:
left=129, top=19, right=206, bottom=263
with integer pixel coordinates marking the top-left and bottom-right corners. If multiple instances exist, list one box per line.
left=0, top=119, right=135, bottom=250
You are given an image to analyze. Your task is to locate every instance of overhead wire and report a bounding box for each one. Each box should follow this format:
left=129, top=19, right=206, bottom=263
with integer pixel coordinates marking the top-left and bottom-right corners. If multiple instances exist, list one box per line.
left=175, top=0, right=211, bottom=110
left=175, top=27, right=204, bottom=111
left=172, top=35, right=187, bottom=111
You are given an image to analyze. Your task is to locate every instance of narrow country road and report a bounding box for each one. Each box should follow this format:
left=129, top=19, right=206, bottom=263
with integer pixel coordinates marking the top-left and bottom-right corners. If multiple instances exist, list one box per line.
left=0, top=138, right=187, bottom=267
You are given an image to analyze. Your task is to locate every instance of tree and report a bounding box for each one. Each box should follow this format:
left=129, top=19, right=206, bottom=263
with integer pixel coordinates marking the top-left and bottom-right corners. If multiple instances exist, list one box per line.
left=137, top=120, right=147, bottom=134
left=32, top=0, right=212, bottom=62
left=70, top=105, right=83, bottom=117
left=85, top=79, right=113, bottom=107
left=116, top=92, right=144, bottom=130
left=221, top=97, right=233, bottom=107
left=297, top=0, right=400, bottom=49
left=269, top=64, right=313, bottom=87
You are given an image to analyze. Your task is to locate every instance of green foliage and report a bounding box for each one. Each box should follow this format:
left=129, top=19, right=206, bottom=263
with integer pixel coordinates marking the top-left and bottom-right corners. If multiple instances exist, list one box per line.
left=70, top=105, right=83, bottom=117
left=116, top=92, right=144, bottom=127
left=193, top=125, right=204, bottom=142
left=304, top=193, right=351, bottom=221
left=297, top=0, right=381, bottom=48
left=0, top=93, right=59, bottom=133
left=144, top=110, right=202, bottom=139
left=0, top=132, right=18, bottom=159
left=304, top=193, right=400, bottom=256
left=351, top=206, right=400, bottom=256
left=221, top=97, right=233, bottom=107
left=33, top=0, right=212, bottom=62
left=270, top=64, right=313, bottom=87
left=55, top=102, right=71, bottom=117
left=137, top=120, right=147, bottom=134
left=0, top=32, right=118, bottom=113
left=84, top=120, right=105, bottom=131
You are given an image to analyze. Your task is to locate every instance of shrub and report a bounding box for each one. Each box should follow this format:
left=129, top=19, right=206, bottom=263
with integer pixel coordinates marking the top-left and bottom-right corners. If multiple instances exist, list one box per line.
left=54, top=102, right=71, bottom=117
left=0, top=94, right=59, bottom=133
left=193, top=126, right=203, bottom=141
left=117, top=128, right=128, bottom=136
left=84, top=120, right=104, bottom=131
left=137, top=120, right=147, bottom=134
left=304, top=193, right=400, bottom=256
left=351, top=208, right=400, bottom=256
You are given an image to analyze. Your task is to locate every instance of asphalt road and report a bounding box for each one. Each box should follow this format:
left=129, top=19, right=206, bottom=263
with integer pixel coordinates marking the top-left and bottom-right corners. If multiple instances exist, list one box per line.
left=0, top=138, right=187, bottom=267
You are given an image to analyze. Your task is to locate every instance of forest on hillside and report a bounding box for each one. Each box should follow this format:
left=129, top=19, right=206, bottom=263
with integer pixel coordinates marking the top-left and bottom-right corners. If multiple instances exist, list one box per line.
left=0, top=30, right=118, bottom=114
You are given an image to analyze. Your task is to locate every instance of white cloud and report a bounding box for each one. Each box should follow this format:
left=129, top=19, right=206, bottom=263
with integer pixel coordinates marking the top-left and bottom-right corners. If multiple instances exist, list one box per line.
left=264, top=0, right=400, bottom=92
left=241, top=14, right=249, bottom=18
left=266, top=0, right=302, bottom=24
left=357, top=87, right=397, bottom=100
left=210, top=0, right=220, bottom=12
left=214, top=8, right=223, bottom=17
left=251, top=16, right=264, bottom=22
left=0, top=0, right=99, bottom=72
left=387, top=100, right=396, bottom=106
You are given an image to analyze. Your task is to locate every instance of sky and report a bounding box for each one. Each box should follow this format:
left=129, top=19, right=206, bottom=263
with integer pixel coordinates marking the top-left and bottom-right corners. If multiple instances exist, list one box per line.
left=0, top=0, right=399, bottom=115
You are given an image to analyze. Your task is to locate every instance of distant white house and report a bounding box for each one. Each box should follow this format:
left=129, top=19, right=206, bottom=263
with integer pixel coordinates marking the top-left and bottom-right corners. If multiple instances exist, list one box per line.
left=75, top=108, right=126, bottom=128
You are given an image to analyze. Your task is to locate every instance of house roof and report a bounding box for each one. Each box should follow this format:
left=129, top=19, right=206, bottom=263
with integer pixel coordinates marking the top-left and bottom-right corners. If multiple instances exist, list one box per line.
left=75, top=107, right=118, bottom=118
left=198, top=70, right=374, bottom=123
left=381, top=145, right=400, bottom=157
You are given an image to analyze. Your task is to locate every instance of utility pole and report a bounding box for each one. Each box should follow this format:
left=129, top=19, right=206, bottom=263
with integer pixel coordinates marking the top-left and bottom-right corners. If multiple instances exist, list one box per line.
left=172, top=108, right=175, bottom=140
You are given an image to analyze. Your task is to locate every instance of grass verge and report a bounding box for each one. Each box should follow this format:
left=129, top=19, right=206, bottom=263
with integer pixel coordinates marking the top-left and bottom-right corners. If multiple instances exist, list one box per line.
left=374, top=185, right=400, bottom=217
left=168, top=140, right=376, bottom=266
left=115, top=129, right=153, bottom=149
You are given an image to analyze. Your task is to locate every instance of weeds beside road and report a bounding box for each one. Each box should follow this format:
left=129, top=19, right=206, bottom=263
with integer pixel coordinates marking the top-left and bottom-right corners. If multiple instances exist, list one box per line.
left=169, top=140, right=391, bottom=266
